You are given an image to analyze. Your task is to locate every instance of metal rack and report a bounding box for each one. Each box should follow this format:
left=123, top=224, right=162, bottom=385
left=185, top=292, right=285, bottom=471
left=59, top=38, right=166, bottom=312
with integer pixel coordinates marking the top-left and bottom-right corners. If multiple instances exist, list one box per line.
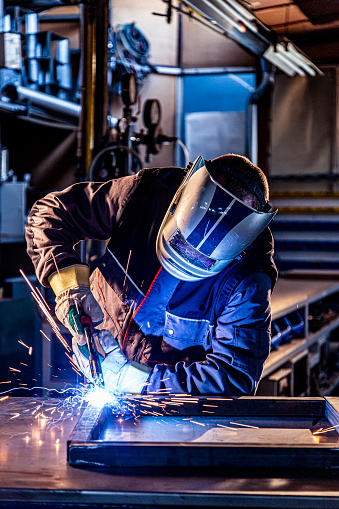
left=258, top=270, right=339, bottom=397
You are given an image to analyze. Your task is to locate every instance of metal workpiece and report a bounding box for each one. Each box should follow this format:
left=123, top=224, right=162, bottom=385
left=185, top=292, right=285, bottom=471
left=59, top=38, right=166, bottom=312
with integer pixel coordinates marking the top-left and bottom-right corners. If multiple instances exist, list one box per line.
left=1, top=397, right=339, bottom=508
left=67, top=396, right=339, bottom=469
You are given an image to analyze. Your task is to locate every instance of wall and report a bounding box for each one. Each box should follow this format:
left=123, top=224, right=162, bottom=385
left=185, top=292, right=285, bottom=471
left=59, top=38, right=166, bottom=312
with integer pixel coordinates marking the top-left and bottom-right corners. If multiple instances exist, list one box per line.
left=112, top=0, right=256, bottom=168
left=270, top=69, right=336, bottom=192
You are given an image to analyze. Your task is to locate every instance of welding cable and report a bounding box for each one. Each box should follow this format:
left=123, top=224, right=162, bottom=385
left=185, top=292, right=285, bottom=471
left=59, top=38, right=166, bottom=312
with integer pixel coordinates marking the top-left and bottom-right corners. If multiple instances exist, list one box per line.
left=122, top=266, right=162, bottom=351
left=176, top=138, right=190, bottom=167
left=116, top=23, right=150, bottom=61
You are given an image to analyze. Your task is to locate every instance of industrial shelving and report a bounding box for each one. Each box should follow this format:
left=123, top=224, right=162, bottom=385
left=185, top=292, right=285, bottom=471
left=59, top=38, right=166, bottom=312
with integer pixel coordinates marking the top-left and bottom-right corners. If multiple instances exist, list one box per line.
left=258, top=270, right=339, bottom=397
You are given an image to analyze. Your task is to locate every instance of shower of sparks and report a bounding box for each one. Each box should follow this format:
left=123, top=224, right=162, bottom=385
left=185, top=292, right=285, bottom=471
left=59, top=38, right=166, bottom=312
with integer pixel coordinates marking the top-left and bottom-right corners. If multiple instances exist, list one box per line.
left=20, top=269, right=71, bottom=352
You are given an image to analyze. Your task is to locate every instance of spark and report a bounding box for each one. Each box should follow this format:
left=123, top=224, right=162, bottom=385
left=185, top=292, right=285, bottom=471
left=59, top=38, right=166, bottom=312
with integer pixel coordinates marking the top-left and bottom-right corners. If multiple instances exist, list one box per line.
left=313, top=424, right=339, bottom=435
left=9, top=367, right=21, bottom=373
left=51, top=252, right=62, bottom=281
left=206, top=397, right=233, bottom=401
left=0, top=381, right=11, bottom=384
left=20, top=363, right=28, bottom=366
left=28, top=347, right=33, bottom=356
left=18, top=340, right=30, bottom=349
left=9, top=413, right=20, bottom=419
left=203, top=404, right=218, bottom=408
left=202, top=410, right=214, bottom=414
left=123, top=249, right=132, bottom=288
left=229, top=421, right=259, bottom=429
left=217, top=423, right=238, bottom=430
left=0, top=396, right=9, bottom=401
left=40, top=330, right=51, bottom=341
left=20, top=269, right=71, bottom=352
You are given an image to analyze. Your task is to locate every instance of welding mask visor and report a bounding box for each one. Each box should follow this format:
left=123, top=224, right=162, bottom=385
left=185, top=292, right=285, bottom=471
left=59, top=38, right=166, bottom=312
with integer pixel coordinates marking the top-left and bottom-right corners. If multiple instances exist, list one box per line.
left=156, top=156, right=277, bottom=281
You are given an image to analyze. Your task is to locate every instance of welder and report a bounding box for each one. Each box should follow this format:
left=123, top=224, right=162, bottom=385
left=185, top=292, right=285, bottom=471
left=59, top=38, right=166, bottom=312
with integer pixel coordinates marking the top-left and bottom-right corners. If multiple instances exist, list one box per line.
left=25, top=154, right=277, bottom=395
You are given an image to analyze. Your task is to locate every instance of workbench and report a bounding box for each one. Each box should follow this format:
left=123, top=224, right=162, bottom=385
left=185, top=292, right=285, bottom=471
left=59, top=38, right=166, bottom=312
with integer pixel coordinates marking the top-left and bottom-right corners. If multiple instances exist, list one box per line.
left=1, top=272, right=339, bottom=508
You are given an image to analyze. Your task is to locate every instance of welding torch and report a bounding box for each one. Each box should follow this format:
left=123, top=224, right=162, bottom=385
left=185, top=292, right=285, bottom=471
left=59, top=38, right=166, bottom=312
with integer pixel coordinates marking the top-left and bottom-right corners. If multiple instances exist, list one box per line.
left=69, top=305, right=105, bottom=389
left=80, top=315, right=105, bottom=389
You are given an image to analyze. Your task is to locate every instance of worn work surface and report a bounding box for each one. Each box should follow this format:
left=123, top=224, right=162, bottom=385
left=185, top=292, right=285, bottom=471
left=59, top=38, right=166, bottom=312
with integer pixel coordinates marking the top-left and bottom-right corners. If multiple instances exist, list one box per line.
left=0, top=397, right=339, bottom=508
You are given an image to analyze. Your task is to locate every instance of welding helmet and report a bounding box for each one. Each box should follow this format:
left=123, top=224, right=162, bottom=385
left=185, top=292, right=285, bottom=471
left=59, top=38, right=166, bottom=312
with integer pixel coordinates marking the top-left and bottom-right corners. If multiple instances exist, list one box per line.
left=156, top=155, right=277, bottom=281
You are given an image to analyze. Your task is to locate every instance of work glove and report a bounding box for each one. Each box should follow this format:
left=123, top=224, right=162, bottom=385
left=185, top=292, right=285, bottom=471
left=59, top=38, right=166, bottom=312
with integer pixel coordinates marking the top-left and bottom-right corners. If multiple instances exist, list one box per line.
left=72, top=330, right=151, bottom=394
left=49, top=264, right=104, bottom=346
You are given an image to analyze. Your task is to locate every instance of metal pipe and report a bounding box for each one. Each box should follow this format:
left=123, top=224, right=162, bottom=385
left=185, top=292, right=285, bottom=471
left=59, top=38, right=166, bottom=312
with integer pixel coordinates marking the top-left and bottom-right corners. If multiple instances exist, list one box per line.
left=2, top=84, right=81, bottom=118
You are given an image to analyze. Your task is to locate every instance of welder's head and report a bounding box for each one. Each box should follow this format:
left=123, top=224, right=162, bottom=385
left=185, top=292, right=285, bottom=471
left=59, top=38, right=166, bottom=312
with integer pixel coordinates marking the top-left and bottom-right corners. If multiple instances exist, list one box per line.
left=156, top=154, right=277, bottom=282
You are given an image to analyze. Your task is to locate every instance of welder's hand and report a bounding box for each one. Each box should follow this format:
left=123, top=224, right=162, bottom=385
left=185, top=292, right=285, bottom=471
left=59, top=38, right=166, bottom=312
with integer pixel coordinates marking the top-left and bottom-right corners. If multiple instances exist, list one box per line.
left=72, top=331, right=151, bottom=394
left=49, top=264, right=104, bottom=346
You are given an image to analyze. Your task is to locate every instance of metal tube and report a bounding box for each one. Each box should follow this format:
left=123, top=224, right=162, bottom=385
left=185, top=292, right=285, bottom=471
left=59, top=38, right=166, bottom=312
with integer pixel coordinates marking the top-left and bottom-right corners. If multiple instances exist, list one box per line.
left=3, top=84, right=81, bottom=118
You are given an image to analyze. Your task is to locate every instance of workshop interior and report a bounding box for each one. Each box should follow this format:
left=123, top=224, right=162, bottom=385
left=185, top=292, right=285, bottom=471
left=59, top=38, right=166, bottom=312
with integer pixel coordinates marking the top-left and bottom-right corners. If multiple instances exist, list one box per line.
left=1, top=0, right=339, bottom=507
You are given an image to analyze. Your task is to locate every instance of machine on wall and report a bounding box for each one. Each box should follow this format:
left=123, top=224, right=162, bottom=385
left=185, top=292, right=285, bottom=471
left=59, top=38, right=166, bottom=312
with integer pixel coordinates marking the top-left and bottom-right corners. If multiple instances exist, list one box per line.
left=88, top=72, right=177, bottom=181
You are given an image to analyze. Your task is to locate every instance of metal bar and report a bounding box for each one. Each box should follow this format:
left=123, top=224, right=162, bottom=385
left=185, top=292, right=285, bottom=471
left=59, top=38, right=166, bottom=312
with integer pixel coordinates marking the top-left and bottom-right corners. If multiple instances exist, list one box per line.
left=3, top=85, right=81, bottom=118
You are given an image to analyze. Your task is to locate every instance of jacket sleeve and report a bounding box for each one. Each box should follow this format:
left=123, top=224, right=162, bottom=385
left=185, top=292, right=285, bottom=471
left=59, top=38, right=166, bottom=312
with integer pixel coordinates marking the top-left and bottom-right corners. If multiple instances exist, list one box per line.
left=25, top=175, right=141, bottom=287
left=145, top=271, right=272, bottom=396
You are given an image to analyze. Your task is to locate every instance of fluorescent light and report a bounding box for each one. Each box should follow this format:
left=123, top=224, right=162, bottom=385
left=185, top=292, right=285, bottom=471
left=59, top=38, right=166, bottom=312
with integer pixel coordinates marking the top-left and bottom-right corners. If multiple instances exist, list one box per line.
left=275, top=44, right=306, bottom=76
left=263, top=46, right=299, bottom=76
left=286, top=43, right=322, bottom=76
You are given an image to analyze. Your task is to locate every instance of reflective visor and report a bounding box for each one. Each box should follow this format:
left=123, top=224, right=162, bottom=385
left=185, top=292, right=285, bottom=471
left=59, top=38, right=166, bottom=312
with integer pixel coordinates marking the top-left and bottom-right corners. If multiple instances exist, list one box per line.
left=156, top=156, right=277, bottom=281
left=169, top=230, right=216, bottom=269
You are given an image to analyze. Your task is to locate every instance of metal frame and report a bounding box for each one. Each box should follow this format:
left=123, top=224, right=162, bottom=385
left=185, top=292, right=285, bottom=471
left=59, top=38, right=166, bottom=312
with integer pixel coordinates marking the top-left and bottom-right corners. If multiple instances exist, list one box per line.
left=68, top=396, right=339, bottom=469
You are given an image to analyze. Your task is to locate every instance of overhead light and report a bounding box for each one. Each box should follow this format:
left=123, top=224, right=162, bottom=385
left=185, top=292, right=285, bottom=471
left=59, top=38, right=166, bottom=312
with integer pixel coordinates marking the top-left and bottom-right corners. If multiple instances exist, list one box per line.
left=181, top=0, right=323, bottom=77
left=285, top=43, right=323, bottom=76
left=263, top=45, right=303, bottom=76
left=263, top=43, right=323, bottom=77
left=275, top=44, right=306, bottom=76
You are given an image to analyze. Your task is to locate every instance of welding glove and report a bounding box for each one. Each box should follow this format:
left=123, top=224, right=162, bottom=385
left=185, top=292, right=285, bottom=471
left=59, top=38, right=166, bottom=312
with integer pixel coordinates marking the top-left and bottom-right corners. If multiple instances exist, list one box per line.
left=72, top=330, right=151, bottom=394
left=49, top=264, right=104, bottom=346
